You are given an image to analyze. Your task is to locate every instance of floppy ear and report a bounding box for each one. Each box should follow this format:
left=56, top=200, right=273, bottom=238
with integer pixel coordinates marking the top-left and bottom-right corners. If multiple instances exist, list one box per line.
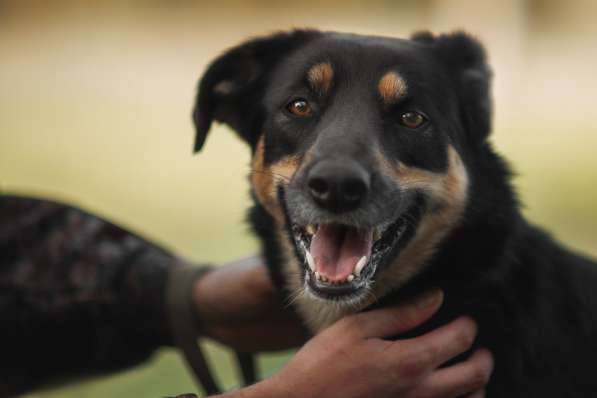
left=192, top=29, right=320, bottom=153
left=412, top=31, right=492, bottom=146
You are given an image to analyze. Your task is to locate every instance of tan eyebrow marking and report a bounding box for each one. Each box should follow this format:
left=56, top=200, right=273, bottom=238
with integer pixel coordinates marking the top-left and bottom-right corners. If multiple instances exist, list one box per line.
left=307, top=62, right=334, bottom=94
left=378, top=71, right=408, bottom=105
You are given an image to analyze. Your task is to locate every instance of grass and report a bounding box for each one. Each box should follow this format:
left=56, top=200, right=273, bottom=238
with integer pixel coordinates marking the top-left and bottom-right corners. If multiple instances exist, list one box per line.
left=23, top=345, right=294, bottom=398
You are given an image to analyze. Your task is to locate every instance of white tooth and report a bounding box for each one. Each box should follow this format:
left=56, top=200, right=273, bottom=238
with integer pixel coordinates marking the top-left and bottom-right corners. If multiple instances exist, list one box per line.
left=306, top=224, right=316, bottom=235
left=305, top=250, right=315, bottom=272
left=347, top=274, right=355, bottom=282
left=354, top=256, right=368, bottom=276
left=300, top=241, right=308, bottom=257
left=315, top=271, right=321, bottom=280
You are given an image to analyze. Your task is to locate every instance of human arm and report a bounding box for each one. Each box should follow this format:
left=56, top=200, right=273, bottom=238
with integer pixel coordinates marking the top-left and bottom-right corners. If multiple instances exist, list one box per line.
left=0, top=195, right=493, bottom=398
left=0, top=195, right=183, bottom=395
left=207, top=290, right=493, bottom=398
left=0, top=194, right=308, bottom=396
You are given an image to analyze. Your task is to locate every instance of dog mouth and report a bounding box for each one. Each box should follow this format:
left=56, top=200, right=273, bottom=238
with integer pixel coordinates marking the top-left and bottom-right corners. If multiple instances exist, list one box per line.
left=291, top=207, right=417, bottom=301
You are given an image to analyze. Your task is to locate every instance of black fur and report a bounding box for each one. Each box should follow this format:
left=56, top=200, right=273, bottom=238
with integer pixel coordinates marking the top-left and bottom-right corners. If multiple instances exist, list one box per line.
left=194, top=30, right=597, bottom=396
left=193, top=30, right=320, bottom=152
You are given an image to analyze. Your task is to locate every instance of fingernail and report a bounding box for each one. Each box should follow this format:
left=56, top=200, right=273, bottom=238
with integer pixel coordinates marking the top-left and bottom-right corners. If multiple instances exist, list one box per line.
left=414, top=288, right=443, bottom=309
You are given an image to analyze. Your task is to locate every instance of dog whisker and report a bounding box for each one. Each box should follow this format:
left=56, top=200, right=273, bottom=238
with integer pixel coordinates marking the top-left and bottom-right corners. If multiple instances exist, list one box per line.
left=248, top=168, right=291, bottom=182
left=285, top=287, right=306, bottom=308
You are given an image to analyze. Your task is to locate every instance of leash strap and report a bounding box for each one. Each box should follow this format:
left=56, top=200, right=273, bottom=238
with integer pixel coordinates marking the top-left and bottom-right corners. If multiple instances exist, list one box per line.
left=234, top=351, right=257, bottom=386
left=167, top=265, right=223, bottom=396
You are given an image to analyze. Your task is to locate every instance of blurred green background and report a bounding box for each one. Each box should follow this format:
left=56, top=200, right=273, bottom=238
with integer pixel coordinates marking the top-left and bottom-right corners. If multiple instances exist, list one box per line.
left=1, top=0, right=596, bottom=396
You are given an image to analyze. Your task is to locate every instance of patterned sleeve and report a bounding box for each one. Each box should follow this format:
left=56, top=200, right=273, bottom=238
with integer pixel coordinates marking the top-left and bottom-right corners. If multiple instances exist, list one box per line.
left=0, top=195, right=189, bottom=395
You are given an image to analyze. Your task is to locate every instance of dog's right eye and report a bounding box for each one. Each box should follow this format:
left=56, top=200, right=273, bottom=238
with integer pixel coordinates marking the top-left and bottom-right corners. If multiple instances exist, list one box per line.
left=399, top=111, right=427, bottom=129
left=286, top=99, right=313, bottom=117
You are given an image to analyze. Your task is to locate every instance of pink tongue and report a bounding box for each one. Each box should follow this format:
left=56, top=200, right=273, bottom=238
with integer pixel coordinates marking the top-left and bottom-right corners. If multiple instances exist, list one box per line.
left=310, top=225, right=373, bottom=282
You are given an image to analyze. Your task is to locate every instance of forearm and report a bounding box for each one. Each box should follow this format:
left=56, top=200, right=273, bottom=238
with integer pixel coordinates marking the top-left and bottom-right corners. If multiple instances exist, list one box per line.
left=0, top=195, right=187, bottom=394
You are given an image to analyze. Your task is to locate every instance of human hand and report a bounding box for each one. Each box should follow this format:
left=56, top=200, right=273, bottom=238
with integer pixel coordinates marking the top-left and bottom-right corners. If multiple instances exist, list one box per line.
left=192, top=255, right=308, bottom=351
left=262, top=290, right=493, bottom=398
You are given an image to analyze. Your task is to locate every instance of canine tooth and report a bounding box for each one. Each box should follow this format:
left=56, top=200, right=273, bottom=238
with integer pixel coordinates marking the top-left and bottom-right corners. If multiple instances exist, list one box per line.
left=305, top=250, right=315, bottom=272
left=315, top=271, right=321, bottom=280
left=306, top=224, right=316, bottom=235
left=354, top=256, right=368, bottom=276
left=347, top=274, right=355, bottom=282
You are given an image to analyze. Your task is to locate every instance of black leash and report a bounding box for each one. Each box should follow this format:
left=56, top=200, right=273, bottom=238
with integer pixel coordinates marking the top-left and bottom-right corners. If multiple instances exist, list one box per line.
left=167, top=265, right=257, bottom=396
left=234, top=351, right=257, bottom=386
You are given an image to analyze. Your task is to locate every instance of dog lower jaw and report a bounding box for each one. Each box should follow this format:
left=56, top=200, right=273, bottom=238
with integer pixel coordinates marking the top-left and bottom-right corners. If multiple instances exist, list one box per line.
left=297, top=278, right=375, bottom=332
left=303, top=267, right=375, bottom=304
left=280, top=190, right=425, bottom=330
left=292, top=214, right=410, bottom=303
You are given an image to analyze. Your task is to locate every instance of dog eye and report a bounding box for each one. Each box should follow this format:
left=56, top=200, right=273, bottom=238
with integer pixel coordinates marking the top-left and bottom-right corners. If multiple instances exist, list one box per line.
left=286, top=98, right=313, bottom=117
left=399, top=111, right=427, bottom=129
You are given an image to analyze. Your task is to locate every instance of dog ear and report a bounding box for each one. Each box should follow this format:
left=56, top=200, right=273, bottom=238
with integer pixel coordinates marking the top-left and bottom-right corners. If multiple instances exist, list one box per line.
left=412, top=31, right=492, bottom=146
left=192, top=30, right=319, bottom=153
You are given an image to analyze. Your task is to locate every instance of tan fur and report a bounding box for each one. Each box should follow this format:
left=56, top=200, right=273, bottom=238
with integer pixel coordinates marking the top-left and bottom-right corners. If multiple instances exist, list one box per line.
left=250, top=138, right=341, bottom=330
left=251, top=130, right=468, bottom=332
left=373, top=146, right=469, bottom=299
left=378, top=71, right=408, bottom=105
left=250, top=141, right=332, bottom=330
left=307, top=62, right=334, bottom=95
left=251, top=135, right=301, bottom=223
left=289, top=146, right=469, bottom=332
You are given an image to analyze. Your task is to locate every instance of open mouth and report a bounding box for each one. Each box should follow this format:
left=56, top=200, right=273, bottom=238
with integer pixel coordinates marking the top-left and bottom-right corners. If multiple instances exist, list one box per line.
left=291, top=206, right=418, bottom=301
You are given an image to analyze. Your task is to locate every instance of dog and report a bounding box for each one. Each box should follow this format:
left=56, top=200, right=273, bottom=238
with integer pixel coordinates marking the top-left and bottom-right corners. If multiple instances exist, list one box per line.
left=192, top=29, right=597, bottom=396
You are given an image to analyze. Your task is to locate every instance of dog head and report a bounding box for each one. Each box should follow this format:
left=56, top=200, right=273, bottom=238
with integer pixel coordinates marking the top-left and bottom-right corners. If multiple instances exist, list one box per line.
left=194, top=30, right=491, bottom=330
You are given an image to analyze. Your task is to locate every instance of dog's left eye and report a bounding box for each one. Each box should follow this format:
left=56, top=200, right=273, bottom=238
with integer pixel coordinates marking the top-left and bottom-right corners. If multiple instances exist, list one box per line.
left=399, top=111, right=427, bottom=129
left=286, top=98, right=313, bottom=117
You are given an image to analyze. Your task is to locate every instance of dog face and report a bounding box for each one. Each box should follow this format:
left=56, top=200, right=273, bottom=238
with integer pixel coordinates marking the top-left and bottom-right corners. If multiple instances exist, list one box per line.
left=194, top=30, right=492, bottom=330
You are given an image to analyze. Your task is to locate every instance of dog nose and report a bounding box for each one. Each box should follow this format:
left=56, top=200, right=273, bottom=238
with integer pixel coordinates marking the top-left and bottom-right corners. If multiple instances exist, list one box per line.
left=307, top=159, right=370, bottom=213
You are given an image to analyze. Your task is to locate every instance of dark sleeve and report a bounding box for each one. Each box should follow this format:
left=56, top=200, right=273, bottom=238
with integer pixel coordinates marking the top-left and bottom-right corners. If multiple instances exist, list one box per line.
left=0, top=195, right=191, bottom=395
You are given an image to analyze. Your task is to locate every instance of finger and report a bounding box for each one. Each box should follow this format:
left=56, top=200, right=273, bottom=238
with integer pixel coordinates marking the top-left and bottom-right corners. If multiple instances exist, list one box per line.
left=413, top=349, right=493, bottom=398
left=394, top=316, right=477, bottom=369
left=340, top=289, right=443, bottom=339
left=464, top=390, right=486, bottom=398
